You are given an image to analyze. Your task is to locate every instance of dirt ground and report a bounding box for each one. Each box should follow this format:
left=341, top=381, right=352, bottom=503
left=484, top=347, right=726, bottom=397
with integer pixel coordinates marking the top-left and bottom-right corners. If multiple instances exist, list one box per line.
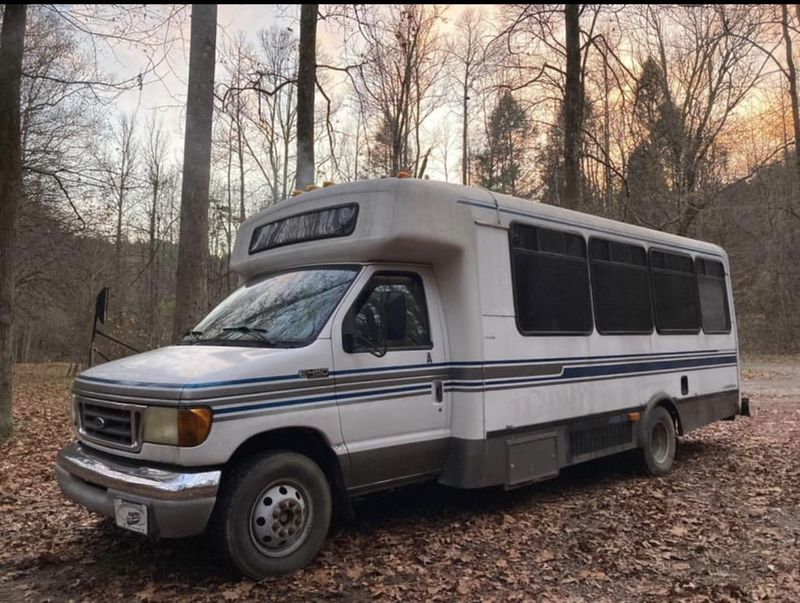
left=1, top=360, right=798, bottom=602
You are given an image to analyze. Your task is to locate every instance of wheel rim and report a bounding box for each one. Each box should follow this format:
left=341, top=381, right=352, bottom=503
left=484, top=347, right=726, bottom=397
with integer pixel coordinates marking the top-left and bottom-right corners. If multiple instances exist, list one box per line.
left=249, top=481, right=313, bottom=557
left=651, top=421, right=670, bottom=465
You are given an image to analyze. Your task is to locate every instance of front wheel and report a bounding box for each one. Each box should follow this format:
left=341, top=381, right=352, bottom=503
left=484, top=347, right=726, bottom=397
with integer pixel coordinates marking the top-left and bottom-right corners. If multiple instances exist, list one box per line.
left=212, top=451, right=332, bottom=578
left=637, top=406, right=676, bottom=476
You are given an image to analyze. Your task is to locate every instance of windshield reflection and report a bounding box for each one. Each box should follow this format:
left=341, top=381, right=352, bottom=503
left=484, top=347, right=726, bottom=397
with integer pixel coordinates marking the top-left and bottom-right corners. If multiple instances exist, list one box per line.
left=185, top=266, right=359, bottom=347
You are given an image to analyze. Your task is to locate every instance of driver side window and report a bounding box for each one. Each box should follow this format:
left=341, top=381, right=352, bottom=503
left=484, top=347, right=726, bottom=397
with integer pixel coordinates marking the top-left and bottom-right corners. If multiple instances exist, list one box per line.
left=347, top=272, right=432, bottom=353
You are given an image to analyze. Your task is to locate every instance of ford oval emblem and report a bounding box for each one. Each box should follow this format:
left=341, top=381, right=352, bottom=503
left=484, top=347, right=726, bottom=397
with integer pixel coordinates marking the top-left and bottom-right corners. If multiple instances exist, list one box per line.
left=94, top=416, right=106, bottom=430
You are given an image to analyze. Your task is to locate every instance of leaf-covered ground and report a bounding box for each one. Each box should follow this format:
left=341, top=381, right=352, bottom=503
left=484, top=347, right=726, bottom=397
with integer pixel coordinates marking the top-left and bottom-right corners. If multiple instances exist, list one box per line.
left=1, top=361, right=799, bottom=602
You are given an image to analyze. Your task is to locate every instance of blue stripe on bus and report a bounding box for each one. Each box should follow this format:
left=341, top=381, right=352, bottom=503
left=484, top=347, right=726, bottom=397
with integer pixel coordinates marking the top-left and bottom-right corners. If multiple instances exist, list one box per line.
left=77, top=348, right=736, bottom=391
left=214, top=383, right=432, bottom=415
left=213, top=354, right=738, bottom=416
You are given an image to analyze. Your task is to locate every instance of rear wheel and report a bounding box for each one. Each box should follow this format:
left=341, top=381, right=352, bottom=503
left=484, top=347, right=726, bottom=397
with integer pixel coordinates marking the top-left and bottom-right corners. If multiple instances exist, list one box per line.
left=212, top=451, right=331, bottom=578
left=638, top=406, right=676, bottom=476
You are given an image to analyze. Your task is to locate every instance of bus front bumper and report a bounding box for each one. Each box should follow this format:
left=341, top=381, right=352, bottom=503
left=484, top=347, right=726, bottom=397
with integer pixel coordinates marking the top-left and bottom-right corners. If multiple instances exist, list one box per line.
left=55, top=441, right=220, bottom=538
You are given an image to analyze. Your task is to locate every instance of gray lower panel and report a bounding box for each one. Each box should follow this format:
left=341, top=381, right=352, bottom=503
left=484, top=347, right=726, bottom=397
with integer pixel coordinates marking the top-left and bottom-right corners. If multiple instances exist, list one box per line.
left=344, top=437, right=448, bottom=494
left=343, top=390, right=741, bottom=493
left=676, top=389, right=739, bottom=434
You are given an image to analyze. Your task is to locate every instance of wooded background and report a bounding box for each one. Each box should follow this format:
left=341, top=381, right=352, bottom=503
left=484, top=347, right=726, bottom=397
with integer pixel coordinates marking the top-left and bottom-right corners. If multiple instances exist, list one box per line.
left=3, top=4, right=800, bottom=368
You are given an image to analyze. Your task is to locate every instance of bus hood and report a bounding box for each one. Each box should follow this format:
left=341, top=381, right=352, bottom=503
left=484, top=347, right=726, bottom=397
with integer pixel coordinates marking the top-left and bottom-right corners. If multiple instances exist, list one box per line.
left=73, top=342, right=332, bottom=403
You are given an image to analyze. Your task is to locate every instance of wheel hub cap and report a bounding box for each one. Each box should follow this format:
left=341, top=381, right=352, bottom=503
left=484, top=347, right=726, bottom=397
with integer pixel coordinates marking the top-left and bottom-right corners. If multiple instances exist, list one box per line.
left=250, top=483, right=310, bottom=557
left=652, top=422, right=669, bottom=464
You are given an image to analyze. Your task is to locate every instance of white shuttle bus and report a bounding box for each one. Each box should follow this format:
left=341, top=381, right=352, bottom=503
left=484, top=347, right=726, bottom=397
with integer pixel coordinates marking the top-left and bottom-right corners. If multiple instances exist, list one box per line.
left=56, top=178, right=745, bottom=577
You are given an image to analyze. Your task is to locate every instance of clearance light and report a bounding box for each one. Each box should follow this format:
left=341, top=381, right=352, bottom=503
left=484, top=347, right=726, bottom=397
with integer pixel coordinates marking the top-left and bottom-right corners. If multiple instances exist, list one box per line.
left=291, top=189, right=304, bottom=197
left=628, top=412, right=641, bottom=422
left=305, top=184, right=319, bottom=191
left=397, top=171, right=411, bottom=178
left=323, top=180, right=335, bottom=187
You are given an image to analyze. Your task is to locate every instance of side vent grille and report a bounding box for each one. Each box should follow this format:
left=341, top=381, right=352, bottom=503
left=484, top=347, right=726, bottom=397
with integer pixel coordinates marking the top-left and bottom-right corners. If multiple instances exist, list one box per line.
left=570, top=420, right=633, bottom=459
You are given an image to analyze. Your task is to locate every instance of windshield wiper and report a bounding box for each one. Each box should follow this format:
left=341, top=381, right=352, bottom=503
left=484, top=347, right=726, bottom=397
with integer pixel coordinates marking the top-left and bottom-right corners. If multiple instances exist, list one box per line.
left=221, top=325, right=274, bottom=345
left=182, top=330, right=204, bottom=343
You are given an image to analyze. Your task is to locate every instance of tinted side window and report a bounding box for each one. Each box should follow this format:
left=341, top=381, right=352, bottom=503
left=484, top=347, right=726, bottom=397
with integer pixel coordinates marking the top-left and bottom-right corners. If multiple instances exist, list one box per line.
left=650, top=250, right=700, bottom=333
left=697, top=258, right=731, bottom=333
left=510, top=223, right=592, bottom=334
left=589, top=238, right=653, bottom=334
left=349, top=272, right=431, bottom=352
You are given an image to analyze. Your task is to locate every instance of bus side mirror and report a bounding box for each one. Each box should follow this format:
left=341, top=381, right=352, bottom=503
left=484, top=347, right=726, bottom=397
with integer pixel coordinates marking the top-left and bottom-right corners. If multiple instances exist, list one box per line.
left=95, top=287, right=109, bottom=325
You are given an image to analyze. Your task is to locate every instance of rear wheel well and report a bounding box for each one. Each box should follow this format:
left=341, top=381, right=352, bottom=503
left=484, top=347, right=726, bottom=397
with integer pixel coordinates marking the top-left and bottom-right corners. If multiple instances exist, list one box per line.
left=225, top=428, right=350, bottom=521
left=654, top=398, right=683, bottom=436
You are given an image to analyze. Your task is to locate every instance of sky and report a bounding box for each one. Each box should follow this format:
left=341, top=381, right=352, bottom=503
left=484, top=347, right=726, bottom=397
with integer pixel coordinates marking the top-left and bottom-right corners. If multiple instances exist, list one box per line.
left=98, top=4, right=497, bottom=183
left=104, top=5, right=294, bottom=166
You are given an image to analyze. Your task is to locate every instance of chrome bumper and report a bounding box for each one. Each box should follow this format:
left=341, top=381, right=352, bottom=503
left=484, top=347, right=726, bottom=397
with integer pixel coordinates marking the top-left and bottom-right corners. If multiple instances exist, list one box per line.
left=55, top=441, right=221, bottom=538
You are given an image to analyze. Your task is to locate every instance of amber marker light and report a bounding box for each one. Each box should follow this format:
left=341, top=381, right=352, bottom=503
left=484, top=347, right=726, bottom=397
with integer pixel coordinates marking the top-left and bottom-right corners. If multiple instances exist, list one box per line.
left=178, top=407, right=213, bottom=447
left=628, top=411, right=641, bottom=422
left=396, top=170, right=411, bottom=178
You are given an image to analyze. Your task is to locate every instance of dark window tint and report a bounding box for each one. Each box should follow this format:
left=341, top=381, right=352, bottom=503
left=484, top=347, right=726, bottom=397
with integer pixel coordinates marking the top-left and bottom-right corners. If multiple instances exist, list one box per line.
left=589, top=239, right=652, bottom=334
left=650, top=250, right=700, bottom=333
left=510, top=224, right=592, bottom=334
left=350, top=272, right=431, bottom=352
left=249, top=204, right=358, bottom=253
left=697, top=259, right=731, bottom=333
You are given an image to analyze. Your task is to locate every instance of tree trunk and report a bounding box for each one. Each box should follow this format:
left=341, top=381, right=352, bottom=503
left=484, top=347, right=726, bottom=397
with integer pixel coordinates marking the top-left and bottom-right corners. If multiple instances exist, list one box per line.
left=0, top=4, right=27, bottom=442
left=462, top=78, right=469, bottom=185
left=172, top=4, right=217, bottom=343
left=563, top=4, right=582, bottom=210
left=148, top=176, right=159, bottom=345
left=782, top=4, right=800, bottom=193
left=295, top=4, right=318, bottom=190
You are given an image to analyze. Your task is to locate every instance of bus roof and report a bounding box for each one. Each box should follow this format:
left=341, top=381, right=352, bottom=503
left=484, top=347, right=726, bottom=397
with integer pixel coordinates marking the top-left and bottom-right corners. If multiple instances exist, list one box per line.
left=230, top=178, right=726, bottom=280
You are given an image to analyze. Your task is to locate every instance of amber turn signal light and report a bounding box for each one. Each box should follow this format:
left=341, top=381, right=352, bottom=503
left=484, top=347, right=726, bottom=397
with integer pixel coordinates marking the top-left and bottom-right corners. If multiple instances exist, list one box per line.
left=178, top=407, right=213, bottom=447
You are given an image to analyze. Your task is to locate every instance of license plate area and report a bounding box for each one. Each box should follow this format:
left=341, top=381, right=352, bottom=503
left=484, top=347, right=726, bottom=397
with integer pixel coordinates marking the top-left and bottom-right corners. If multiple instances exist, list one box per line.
left=114, top=499, right=148, bottom=535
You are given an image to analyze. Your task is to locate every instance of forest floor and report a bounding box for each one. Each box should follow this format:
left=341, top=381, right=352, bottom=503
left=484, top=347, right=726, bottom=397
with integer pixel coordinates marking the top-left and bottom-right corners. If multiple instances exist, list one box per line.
left=1, top=359, right=799, bottom=602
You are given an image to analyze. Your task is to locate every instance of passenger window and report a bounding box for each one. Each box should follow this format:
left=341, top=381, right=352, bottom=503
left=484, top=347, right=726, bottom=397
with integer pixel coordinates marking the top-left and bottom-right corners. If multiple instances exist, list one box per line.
left=510, top=223, right=593, bottom=335
left=696, top=259, right=731, bottom=333
left=347, top=272, right=432, bottom=353
left=589, top=238, right=653, bottom=334
left=650, top=250, right=701, bottom=333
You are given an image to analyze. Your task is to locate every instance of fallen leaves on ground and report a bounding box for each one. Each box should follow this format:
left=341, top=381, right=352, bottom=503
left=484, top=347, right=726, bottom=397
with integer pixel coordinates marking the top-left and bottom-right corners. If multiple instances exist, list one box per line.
left=1, top=362, right=799, bottom=602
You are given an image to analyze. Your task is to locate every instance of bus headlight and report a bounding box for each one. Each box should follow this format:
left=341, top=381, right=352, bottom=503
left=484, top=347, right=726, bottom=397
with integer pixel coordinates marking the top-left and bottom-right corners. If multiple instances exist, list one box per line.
left=143, top=407, right=213, bottom=447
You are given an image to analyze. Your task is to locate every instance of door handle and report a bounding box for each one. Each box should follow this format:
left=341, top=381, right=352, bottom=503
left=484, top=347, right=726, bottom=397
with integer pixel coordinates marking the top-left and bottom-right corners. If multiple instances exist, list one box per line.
left=433, top=380, right=443, bottom=402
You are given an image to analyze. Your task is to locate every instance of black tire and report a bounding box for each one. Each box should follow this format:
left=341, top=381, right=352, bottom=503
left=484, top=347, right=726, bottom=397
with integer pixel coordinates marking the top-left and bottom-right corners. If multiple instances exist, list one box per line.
left=212, top=451, right=331, bottom=578
left=637, top=406, right=676, bottom=476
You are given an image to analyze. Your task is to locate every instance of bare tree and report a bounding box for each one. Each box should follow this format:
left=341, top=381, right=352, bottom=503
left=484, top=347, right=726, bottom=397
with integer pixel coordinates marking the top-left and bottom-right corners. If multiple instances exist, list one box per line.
left=296, top=4, right=318, bottom=189
left=143, top=116, right=171, bottom=345
left=173, top=4, right=217, bottom=342
left=94, top=114, right=138, bottom=284
left=563, top=4, right=583, bottom=209
left=448, top=9, right=492, bottom=185
left=626, top=5, right=769, bottom=235
left=0, top=4, right=27, bottom=442
left=354, top=5, right=447, bottom=176
left=781, top=4, right=800, bottom=192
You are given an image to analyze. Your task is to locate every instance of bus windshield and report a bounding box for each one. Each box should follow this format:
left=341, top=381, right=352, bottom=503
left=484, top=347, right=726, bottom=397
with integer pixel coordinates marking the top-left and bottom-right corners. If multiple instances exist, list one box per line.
left=184, top=266, right=360, bottom=348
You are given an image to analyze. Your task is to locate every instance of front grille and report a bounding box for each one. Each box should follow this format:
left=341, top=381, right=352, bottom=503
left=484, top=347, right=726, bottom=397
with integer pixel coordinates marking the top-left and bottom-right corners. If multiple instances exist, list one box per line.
left=78, top=398, right=144, bottom=451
